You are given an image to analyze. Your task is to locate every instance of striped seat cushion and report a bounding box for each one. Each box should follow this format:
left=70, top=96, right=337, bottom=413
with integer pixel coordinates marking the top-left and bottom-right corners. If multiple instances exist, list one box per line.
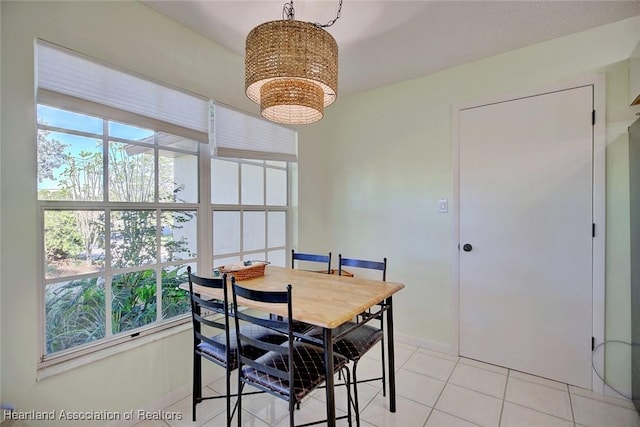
left=197, top=324, right=287, bottom=369
left=241, top=342, right=348, bottom=402
left=306, top=322, right=383, bottom=361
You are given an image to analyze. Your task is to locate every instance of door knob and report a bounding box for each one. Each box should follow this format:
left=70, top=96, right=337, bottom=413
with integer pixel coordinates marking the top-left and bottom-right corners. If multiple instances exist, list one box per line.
left=463, top=244, right=473, bottom=252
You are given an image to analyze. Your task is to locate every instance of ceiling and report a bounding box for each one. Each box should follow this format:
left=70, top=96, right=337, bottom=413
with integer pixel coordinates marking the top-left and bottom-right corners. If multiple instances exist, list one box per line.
left=142, top=0, right=640, bottom=97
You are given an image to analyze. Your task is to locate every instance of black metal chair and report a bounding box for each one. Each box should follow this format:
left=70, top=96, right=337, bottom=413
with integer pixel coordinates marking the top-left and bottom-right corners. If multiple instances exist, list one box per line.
left=187, top=266, right=287, bottom=425
left=291, top=249, right=332, bottom=274
left=289, top=250, right=333, bottom=335
left=305, top=255, right=388, bottom=427
left=232, top=282, right=353, bottom=427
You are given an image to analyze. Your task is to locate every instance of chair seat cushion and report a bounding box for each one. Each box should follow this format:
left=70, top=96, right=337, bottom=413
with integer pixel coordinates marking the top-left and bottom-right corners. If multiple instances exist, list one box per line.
left=197, top=324, right=287, bottom=369
left=241, top=342, right=347, bottom=402
left=264, top=313, right=313, bottom=335
left=306, top=322, right=383, bottom=361
left=291, top=320, right=315, bottom=334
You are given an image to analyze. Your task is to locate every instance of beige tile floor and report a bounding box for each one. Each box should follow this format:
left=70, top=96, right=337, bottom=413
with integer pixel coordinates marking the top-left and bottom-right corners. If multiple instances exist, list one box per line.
left=135, top=341, right=640, bottom=427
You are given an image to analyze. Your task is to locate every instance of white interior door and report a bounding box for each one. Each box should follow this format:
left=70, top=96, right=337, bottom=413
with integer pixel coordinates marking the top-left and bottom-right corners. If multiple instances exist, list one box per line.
left=459, top=86, right=594, bottom=388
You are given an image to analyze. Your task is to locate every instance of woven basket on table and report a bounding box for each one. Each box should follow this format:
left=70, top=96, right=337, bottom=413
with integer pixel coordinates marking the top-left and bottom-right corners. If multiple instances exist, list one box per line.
left=217, top=261, right=268, bottom=281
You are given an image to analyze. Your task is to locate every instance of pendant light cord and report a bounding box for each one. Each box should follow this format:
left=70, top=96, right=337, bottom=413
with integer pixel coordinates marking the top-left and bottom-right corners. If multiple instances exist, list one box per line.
left=592, top=339, right=640, bottom=401
left=282, top=0, right=343, bottom=28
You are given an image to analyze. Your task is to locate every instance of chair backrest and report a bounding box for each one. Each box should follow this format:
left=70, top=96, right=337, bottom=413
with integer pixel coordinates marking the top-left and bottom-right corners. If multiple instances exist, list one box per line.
left=338, top=255, right=387, bottom=281
left=187, top=266, right=232, bottom=362
left=291, top=249, right=332, bottom=274
left=232, top=283, right=294, bottom=391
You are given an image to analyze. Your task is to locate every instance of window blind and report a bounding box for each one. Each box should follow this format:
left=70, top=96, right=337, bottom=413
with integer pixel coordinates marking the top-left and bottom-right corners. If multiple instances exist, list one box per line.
left=35, top=40, right=209, bottom=143
left=211, top=103, right=298, bottom=162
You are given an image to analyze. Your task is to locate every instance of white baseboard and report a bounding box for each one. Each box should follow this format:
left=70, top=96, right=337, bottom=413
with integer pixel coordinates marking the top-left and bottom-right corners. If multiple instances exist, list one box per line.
left=394, top=332, right=455, bottom=356
left=106, top=370, right=221, bottom=427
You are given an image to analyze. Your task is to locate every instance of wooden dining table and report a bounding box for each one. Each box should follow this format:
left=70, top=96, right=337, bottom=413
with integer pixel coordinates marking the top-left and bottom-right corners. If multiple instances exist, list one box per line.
left=181, top=264, right=404, bottom=426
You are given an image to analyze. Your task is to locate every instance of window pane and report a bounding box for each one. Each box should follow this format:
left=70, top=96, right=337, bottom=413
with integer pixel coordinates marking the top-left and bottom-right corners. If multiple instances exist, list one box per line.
left=46, top=278, right=106, bottom=354
left=38, top=104, right=103, bottom=134
left=108, top=121, right=154, bottom=142
left=37, top=131, right=103, bottom=201
left=213, top=211, right=240, bottom=255
left=161, top=264, right=191, bottom=319
left=110, top=210, right=157, bottom=268
left=159, top=150, right=198, bottom=203
left=44, top=210, right=105, bottom=279
left=160, top=210, right=197, bottom=262
left=243, top=211, right=265, bottom=252
left=211, top=158, right=239, bottom=204
left=213, top=256, right=241, bottom=270
left=109, top=141, right=155, bottom=202
left=241, top=163, right=264, bottom=205
left=266, top=168, right=287, bottom=206
left=112, top=269, right=157, bottom=334
left=268, top=211, right=286, bottom=248
left=246, top=252, right=267, bottom=263
left=158, top=132, right=198, bottom=152
left=268, top=249, right=286, bottom=267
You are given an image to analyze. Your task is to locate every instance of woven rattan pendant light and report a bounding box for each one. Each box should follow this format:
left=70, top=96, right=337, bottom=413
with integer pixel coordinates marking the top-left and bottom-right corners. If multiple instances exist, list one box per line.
left=245, top=1, right=341, bottom=125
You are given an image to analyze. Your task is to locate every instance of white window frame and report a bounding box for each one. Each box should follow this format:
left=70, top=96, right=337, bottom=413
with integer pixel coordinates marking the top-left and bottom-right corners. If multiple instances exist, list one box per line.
left=37, top=106, right=201, bottom=367
left=35, top=42, right=296, bottom=372
left=209, top=157, right=290, bottom=270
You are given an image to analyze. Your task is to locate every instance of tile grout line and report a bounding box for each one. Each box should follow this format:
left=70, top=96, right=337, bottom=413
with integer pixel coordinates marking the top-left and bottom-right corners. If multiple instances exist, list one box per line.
left=504, top=376, right=577, bottom=423
left=502, top=401, right=578, bottom=427
left=497, top=369, right=511, bottom=427
left=421, top=357, right=484, bottom=427
left=508, top=371, right=568, bottom=391
left=420, top=352, right=458, bottom=427
left=567, top=383, right=577, bottom=427
left=570, top=387, right=638, bottom=411
left=445, top=371, right=509, bottom=401
left=458, top=357, right=510, bottom=376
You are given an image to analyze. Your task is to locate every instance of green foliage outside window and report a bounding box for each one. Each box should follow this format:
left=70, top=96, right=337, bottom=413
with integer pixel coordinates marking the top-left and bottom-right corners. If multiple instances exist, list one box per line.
left=45, top=266, right=191, bottom=354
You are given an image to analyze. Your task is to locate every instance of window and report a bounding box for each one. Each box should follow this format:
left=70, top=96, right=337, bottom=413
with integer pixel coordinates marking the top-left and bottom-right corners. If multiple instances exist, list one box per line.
left=38, top=105, right=199, bottom=356
left=209, top=103, right=295, bottom=270
left=36, top=41, right=296, bottom=362
left=211, top=157, right=289, bottom=269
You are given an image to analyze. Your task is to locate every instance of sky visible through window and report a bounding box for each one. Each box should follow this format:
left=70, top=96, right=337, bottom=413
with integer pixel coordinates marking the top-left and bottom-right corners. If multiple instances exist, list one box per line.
left=37, top=104, right=154, bottom=192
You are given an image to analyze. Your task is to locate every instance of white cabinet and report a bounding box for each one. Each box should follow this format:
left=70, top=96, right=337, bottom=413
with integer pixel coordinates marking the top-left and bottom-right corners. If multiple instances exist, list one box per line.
left=631, top=40, right=640, bottom=106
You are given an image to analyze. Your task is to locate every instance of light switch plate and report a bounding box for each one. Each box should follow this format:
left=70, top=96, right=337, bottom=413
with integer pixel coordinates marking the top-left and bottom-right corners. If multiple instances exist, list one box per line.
left=438, top=198, right=448, bottom=213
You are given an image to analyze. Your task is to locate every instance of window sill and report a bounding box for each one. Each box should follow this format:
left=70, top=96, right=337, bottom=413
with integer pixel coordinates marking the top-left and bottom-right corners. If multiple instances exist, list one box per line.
left=37, top=321, right=192, bottom=382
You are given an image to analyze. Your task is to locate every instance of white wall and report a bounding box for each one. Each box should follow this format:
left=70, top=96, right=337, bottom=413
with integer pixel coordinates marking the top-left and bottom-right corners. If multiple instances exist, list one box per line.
left=0, top=1, right=255, bottom=424
left=299, top=15, right=640, bottom=389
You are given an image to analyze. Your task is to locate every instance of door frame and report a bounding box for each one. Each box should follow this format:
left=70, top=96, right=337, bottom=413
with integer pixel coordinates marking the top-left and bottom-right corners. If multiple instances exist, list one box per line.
left=450, top=74, right=606, bottom=392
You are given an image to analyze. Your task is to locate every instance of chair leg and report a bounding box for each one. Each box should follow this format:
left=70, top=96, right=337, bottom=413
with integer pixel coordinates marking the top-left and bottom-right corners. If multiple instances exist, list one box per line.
left=343, top=367, right=353, bottom=427
left=237, top=378, right=243, bottom=426
left=381, top=335, right=386, bottom=397
left=352, top=360, right=361, bottom=427
left=381, top=317, right=386, bottom=397
left=193, top=352, right=201, bottom=422
left=226, top=367, right=232, bottom=427
left=289, top=398, right=295, bottom=427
